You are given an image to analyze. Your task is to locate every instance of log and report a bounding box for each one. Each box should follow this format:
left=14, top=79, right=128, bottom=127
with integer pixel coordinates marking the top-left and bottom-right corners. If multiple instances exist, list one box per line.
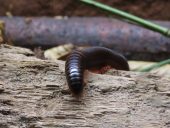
left=1, top=17, right=170, bottom=61
left=0, top=44, right=170, bottom=127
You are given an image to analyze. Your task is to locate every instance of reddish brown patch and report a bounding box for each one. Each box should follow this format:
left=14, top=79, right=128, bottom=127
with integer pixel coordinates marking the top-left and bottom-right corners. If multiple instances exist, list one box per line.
left=89, top=65, right=112, bottom=74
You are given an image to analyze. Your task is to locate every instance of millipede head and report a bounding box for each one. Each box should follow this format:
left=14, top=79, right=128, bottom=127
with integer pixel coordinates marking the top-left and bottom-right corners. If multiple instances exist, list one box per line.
left=69, top=82, right=84, bottom=96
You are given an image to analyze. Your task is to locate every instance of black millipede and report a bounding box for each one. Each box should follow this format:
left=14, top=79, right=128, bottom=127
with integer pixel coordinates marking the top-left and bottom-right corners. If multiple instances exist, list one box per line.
left=65, top=47, right=129, bottom=96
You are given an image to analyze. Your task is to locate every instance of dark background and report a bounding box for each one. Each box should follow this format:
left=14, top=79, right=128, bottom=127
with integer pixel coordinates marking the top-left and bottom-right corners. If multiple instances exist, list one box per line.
left=0, top=0, right=170, bottom=20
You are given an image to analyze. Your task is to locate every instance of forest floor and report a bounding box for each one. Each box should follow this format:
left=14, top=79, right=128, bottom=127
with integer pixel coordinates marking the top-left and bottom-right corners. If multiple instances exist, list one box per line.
left=0, top=0, right=170, bottom=20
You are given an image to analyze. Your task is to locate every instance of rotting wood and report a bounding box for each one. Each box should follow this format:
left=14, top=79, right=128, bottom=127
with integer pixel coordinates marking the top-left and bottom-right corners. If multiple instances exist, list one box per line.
left=1, top=17, right=170, bottom=61
left=0, top=44, right=170, bottom=128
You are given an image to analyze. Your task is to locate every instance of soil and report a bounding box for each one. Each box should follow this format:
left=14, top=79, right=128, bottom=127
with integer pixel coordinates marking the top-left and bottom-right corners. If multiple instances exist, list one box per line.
left=0, top=0, right=170, bottom=20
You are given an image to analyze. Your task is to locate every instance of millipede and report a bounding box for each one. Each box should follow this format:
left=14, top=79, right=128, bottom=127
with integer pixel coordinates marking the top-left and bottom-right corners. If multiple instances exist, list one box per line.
left=65, top=47, right=129, bottom=96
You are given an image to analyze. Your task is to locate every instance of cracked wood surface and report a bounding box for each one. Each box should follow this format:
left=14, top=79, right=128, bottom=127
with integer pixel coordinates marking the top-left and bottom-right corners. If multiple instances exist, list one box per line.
left=0, top=44, right=170, bottom=128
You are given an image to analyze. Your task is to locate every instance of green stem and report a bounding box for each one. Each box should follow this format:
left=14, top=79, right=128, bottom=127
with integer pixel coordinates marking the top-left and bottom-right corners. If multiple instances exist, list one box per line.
left=137, top=59, right=170, bottom=72
left=80, top=0, right=170, bottom=37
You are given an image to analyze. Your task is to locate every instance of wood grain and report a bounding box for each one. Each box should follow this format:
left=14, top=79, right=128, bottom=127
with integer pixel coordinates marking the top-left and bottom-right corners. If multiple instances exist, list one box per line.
left=0, top=44, right=170, bottom=128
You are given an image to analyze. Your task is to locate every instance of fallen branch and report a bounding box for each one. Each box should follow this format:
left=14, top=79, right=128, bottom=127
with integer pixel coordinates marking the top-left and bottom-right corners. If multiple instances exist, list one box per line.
left=1, top=17, right=170, bottom=61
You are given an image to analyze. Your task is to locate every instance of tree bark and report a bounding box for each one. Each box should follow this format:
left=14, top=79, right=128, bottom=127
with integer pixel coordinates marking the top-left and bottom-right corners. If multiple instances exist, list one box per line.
left=0, top=44, right=170, bottom=128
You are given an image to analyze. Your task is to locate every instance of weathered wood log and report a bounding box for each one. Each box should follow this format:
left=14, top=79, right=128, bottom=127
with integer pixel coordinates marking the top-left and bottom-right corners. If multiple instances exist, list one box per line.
left=1, top=17, right=170, bottom=61
left=0, top=44, right=170, bottom=128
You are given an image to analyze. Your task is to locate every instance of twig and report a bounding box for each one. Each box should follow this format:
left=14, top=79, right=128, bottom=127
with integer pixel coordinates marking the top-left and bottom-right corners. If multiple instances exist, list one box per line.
left=80, top=0, right=170, bottom=37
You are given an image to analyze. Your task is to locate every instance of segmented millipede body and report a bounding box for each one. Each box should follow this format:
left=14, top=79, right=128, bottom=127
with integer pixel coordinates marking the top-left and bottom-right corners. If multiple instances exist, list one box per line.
left=65, top=47, right=129, bottom=96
